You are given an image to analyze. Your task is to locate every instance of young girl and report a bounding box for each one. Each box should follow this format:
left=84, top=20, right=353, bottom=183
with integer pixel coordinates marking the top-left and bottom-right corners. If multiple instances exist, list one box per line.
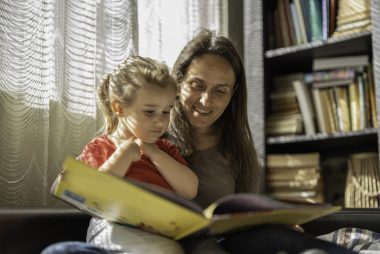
left=80, top=55, right=198, bottom=199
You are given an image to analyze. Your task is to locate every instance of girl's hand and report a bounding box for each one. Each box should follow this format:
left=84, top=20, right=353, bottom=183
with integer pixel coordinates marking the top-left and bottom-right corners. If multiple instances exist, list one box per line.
left=119, top=140, right=141, bottom=162
left=134, top=139, right=159, bottom=158
left=99, top=140, right=141, bottom=177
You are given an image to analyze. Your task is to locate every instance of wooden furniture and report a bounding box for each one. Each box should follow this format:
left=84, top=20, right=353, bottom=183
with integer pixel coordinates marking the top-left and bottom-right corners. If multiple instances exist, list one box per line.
left=243, top=0, right=380, bottom=226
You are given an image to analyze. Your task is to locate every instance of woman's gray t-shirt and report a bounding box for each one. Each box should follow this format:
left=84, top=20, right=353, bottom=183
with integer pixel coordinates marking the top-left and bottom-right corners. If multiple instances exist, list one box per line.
left=188, top=147, right=236, bottom=208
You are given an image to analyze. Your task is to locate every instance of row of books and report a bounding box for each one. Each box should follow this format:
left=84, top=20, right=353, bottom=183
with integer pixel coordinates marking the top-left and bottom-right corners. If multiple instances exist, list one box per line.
left=266, top=74, right=303, bottom=136
left=266, top=152, right=380, bottom=208
left=269, top=0, right=371, bottom=49
left=345, top=152, right=380, bottom=208
left=266, top=54, right=377, bottom=137
left=266, top=153, right=324, bottom=204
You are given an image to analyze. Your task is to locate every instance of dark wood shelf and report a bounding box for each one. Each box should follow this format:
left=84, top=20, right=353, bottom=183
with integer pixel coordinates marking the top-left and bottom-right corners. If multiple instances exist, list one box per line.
left=267, top=128, right=378, bottom=145
left=264, top=31, right=372, bottom=75
left=265, top=31, right=371, bottom=59
left=266, top=129, right=378, bottom=154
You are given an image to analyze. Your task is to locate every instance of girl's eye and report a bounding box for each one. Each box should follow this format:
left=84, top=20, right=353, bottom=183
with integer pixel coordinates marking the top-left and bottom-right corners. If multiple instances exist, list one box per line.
left=144, top=110, right=155, bottom=115
left=163, top=111, right=170, bottom=115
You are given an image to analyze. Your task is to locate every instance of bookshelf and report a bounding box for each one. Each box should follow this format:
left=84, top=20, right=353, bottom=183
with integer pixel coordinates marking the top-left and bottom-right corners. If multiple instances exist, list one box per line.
left=243, top=0, right=380, bottom=209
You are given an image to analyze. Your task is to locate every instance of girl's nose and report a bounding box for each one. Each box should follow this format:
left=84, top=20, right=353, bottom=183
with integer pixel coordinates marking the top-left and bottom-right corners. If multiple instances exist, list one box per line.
left=154, top=115, right=165, bottom=128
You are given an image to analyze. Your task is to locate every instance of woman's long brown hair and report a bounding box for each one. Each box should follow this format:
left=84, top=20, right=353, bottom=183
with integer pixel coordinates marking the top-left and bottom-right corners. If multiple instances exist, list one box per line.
left=169, top=29, right=260, bottom=193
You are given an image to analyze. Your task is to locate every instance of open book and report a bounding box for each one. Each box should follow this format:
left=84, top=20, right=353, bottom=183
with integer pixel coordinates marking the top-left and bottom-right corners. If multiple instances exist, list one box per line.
left=53, top=156, right=341, bottom=240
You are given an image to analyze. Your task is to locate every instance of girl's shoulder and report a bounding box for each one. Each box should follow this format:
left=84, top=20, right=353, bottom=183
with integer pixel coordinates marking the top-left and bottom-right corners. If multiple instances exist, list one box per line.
left=156, top=139, right=188, bottom=165
left=155, top=138, right=176, bottom=150
left=85, top=134, right=115, bottom=149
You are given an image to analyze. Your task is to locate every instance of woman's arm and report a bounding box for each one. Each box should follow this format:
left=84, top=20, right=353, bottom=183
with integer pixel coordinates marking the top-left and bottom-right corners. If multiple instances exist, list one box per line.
left=136, top=140, right=199, bottom=199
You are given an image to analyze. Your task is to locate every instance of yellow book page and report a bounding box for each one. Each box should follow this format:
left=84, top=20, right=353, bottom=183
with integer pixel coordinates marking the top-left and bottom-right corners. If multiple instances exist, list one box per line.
left=208, top=206, right=341, bottom=236
left=54, top=157, right=210, bottom=239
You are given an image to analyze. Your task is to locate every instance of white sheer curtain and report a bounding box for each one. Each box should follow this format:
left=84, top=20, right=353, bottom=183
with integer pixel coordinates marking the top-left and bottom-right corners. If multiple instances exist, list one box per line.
left=138, top=0, right=227, bottom=67
left=0, top=0, right=226, bottom=206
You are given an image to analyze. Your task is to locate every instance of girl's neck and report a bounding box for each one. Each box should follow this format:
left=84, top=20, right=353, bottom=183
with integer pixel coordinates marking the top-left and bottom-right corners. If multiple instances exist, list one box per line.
left=108, top=129, right=133, bottom=146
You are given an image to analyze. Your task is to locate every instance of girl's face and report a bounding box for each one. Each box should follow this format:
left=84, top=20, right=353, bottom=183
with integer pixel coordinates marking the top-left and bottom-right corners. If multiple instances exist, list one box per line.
left=180, top=54, right=236, bottom=133
left=118, top=85, right=176, bottom=143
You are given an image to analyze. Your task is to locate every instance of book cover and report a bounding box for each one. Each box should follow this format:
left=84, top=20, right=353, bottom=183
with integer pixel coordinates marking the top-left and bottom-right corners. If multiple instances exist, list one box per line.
left=311, top=88, right=327, bottom=133
left=293, top=0, right=308, bottom=43
left=313, top=55, right=369, bottom=71
left=308, top=0, right=323, bottom=41
left=267, top=153, right=320, bottom=169
left=293, top=79, right=317, bottom=135
left=53, top=157, right=340, bottom=240
left=333, top=86, right=351, bottom=132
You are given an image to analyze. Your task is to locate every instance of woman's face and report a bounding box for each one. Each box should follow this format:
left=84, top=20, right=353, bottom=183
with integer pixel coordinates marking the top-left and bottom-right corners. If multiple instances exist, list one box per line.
left=180, top=54, right=236, bottom=133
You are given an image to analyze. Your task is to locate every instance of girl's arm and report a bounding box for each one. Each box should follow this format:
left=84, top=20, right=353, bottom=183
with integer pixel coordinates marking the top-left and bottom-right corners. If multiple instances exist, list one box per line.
left=98, top=141, right=140, bottom=177
left=136, top=140, right=198, bottom=199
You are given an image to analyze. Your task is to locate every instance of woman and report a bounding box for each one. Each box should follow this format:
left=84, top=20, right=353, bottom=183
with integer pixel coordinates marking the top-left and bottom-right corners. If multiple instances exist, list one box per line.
left=42, top=29, right=356, bottom=254
left=168, top=28, right=355, bottom=254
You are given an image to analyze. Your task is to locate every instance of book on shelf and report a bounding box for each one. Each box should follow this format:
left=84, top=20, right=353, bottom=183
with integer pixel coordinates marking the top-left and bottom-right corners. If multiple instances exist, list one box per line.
left=333, top=86, right=351, bottom=132
left=306, top=62, right=376, bottom=133
left=311, top=87, right=329, bottom=133
left=267, top=153, right=320, bottom=169
left=292, top=79, right=317, bottom=135
left=307, top=0, right=323, bottom=41
left=53, top=157, right=340, bottom=240
left=267, top=167, right=320, bottom=180
left=267, top=74, right=305, bottom=136
left=313, top=55, right=369, bottom=71
left=329, top=0, right=338, bottom=36
left=266, top=153, right=324, bottom=204
left=267, top=178, right=321, bottom=191
left=270, top=0, right=342, bottom=48
left=332, top=0, right=371, bottom=37
left=367, top=63, right=378, bottom=128
left=293, top=0, right=308, bottom=43
left=345, top=153, right=380, bottom=208
left=348, top=81, right=360, bottom=131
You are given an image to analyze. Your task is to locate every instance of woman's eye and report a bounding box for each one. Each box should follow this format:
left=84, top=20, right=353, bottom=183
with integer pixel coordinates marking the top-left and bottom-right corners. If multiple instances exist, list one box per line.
left=216, top=88, right=229, bottom=95
left=163, top=111, right=171, bottom=115
left=191, top=81, right=204, bottom=90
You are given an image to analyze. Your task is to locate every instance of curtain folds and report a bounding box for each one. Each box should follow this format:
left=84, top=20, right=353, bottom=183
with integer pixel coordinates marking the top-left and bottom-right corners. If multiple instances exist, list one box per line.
left=0, top=0, right=226, bottom=206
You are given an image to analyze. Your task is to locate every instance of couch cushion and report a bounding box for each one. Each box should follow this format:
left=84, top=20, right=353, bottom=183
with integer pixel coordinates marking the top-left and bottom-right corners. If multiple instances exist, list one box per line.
left=0, top=208, right=91, bottom=254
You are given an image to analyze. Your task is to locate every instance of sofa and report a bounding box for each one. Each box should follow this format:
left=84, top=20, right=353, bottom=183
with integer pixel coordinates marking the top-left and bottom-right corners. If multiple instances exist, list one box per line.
left=0, top=208, right=90, bottom=254
left=1, top=208, right=379, bottom=254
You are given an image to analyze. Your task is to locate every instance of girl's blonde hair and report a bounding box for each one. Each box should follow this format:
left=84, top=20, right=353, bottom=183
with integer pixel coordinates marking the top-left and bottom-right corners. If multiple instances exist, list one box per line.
left=97, top=55, right=177, bottom=134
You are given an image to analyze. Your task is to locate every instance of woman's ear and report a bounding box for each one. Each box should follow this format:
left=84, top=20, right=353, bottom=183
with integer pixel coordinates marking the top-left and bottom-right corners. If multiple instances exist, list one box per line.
left=111, top=101, right=124, bottom=116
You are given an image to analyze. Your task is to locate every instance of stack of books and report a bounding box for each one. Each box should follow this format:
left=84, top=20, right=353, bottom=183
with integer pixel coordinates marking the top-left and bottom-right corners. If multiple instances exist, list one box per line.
left=266, top=153, right=325, bottom=204
left=310, top=55, right=377, bottom=133
left=332, top=0, right=371, bottom=37
left=266, top=74, right=304, bottom=136
left=268, top=54, right=377, bottom=137
left=345, top=153, right=380, bottom=208
left=269, top=0, right=370, bottom=49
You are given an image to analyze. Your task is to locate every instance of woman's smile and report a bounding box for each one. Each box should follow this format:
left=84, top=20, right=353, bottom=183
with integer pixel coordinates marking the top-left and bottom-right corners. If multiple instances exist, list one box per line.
left=192, top=105, right=212, bottom=115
